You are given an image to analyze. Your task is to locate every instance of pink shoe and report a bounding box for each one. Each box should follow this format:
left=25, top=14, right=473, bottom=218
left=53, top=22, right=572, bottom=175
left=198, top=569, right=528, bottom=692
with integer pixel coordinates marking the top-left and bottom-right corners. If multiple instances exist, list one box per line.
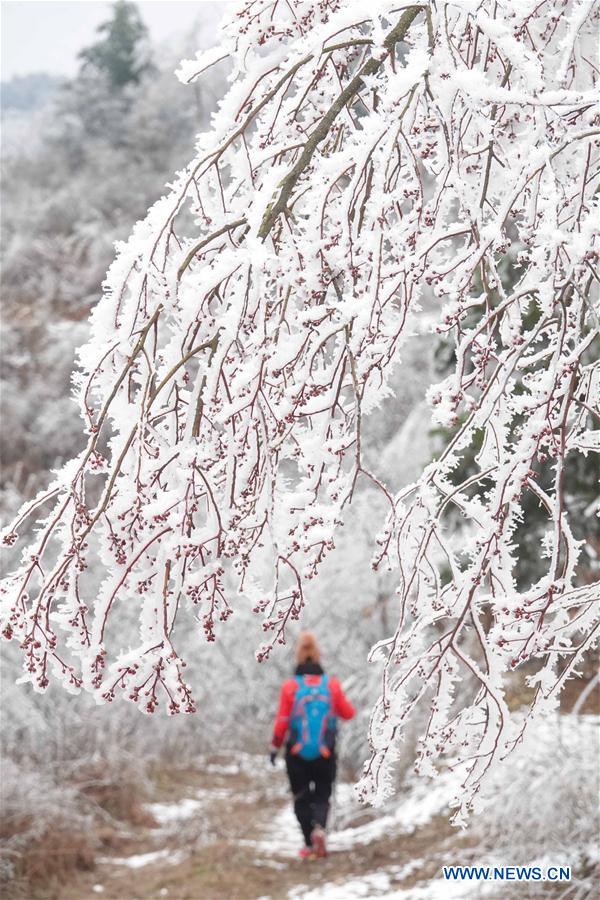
left=299, top=847, right=314, bottom=860
left=310, top=825, right=327, bottom=858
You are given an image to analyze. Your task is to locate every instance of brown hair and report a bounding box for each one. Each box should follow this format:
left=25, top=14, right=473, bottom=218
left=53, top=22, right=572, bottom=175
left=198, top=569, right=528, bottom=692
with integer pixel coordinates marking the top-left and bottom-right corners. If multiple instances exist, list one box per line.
left=296, top=631, right=320, bottom=664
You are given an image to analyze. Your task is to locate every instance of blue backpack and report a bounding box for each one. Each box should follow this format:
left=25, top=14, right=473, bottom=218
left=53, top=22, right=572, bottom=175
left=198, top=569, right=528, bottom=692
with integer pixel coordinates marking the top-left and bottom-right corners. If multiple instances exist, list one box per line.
left=289, top=674, right=337, bottom=760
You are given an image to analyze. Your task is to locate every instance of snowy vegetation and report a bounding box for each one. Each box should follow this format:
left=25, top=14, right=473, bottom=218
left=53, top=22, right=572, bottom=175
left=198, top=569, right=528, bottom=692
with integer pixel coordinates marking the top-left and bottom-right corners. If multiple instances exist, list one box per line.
left=1, top=1, right=598, bottom=897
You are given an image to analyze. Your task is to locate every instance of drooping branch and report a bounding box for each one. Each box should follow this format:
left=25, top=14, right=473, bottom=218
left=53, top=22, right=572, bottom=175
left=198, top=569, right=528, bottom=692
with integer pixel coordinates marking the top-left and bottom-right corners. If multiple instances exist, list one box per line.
left=257, top=5, right=423, bottom=239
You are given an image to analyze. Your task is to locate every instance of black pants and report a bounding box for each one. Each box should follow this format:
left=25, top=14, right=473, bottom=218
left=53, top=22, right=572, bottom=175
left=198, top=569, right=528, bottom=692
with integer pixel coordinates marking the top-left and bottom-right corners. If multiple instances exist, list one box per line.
left=285, top=751, right=336, bottom=846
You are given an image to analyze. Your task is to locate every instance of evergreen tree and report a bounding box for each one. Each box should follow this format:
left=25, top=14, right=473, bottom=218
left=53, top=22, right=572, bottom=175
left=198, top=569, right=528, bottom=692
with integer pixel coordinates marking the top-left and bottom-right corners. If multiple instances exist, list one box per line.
left=78, top=0, right=152, bottom=90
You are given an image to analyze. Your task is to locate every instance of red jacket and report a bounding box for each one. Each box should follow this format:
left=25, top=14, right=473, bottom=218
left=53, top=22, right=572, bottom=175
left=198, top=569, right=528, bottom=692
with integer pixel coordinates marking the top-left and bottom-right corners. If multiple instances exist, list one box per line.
left=271, top=674, right=356, bottom=748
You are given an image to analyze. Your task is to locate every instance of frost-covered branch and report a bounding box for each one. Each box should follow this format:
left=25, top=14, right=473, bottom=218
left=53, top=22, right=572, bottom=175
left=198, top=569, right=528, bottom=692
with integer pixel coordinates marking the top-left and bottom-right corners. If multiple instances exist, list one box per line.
left=1, top=0, right=598, bottom=819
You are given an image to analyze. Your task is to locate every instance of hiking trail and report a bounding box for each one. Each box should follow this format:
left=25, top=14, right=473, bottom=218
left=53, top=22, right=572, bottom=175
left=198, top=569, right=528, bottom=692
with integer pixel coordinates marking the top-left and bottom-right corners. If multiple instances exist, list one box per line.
left=63, top=752, right=467, bottom=900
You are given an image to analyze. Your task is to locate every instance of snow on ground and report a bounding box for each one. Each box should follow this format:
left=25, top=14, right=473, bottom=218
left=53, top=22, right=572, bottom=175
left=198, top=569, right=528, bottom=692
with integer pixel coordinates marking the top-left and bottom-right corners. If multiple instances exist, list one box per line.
left=288, top=862, right=423, bottom=899
left=251, top=762, right=465, bottom=860
left=242, top=759, right=474, bottom=898
left=288, top=865, right=510, bottom=900
left=146, top=797, right=204, bottom=826
left=146, top=785, right=233, bottom=827
left=100, top=785, right=236, bottom=870
left=98, top=849, right=185, bottom=869
left=290, top=877, right=480, bottom=900
left=332, top=768, right=465, bottom=849
left=288, top=858, right=506, bottom=900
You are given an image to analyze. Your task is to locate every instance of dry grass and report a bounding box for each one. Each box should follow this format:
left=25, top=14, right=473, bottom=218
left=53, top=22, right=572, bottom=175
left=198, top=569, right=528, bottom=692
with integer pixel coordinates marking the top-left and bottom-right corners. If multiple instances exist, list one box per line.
left=1, top=763, right=156, bottom=900
left=78, top=772, right=157, bottom=829
left=1, top=819, right=95, bottom=900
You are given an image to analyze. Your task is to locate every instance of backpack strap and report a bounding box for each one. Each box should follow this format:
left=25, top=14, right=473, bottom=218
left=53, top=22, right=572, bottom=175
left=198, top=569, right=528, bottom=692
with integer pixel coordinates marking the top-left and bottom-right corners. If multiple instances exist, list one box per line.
left=289, top=675, right=305, bottom=755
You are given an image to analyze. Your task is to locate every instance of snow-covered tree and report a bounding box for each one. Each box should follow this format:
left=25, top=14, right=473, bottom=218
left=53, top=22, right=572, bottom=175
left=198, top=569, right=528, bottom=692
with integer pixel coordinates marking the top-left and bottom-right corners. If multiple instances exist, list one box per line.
left=0, top=21, right=223, bottom=485
left=2, top=0, right=598, bottom=820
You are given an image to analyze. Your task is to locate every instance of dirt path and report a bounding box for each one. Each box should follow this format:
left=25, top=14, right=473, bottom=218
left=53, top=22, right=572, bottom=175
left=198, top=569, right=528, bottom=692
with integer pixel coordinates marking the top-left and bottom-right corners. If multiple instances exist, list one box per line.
left=61, top=755, right=459, bottom=900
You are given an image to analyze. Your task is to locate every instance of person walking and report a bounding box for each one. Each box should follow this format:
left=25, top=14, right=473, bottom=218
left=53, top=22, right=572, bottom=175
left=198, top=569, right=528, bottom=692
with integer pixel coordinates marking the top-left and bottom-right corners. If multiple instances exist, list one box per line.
left=270, top=632, right=355, bottom=859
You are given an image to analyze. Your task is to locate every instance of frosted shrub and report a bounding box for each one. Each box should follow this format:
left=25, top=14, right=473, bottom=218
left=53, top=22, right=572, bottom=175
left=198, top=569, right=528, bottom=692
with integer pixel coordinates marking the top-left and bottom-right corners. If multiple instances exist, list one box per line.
left=471, top=714, right=599, bottom=897
left=0, top=758, right=92, bottom=889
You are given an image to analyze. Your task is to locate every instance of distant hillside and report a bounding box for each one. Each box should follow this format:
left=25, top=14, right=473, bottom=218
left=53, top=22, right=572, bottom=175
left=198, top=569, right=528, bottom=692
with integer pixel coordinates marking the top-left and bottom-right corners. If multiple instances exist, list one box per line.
left=1, top=72, right=64, bottom=113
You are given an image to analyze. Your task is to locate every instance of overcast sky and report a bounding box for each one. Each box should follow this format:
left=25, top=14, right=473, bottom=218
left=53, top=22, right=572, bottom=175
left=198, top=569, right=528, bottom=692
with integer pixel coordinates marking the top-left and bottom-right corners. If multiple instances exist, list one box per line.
left=1, top=0, right=231, bottom=81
